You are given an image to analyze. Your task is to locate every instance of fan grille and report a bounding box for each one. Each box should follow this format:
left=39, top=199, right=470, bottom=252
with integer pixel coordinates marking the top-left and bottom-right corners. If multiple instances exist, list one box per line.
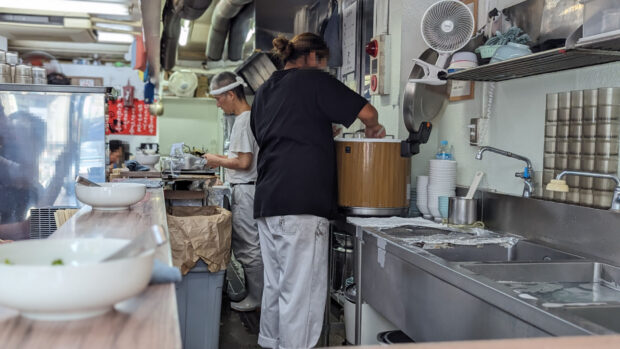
left=422, top=0, right=474, bottom=53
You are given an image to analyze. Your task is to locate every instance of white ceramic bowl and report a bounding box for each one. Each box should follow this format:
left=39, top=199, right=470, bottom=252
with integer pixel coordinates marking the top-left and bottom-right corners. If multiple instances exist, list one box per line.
left=0, top=238, right=154, bottom=321
left=135, top=153, right=160, bottom=169
left=76, top=183, right=146, bottom=210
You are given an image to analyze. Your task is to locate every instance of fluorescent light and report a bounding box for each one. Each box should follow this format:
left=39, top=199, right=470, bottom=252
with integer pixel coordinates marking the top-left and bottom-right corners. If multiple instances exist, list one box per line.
left=179, top=20, right=191, bottom=47
left=97, top=32, right=133, bottom=43
left=96, top=23, right=133, bottom=31
left=0, top=0, right=129, bottom=16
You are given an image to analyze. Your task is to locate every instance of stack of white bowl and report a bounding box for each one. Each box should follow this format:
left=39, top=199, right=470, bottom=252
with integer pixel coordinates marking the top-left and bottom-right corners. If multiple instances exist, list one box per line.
left=415, top=176, right=431, bottom=218
left=427, top=159, right=457, bottom=219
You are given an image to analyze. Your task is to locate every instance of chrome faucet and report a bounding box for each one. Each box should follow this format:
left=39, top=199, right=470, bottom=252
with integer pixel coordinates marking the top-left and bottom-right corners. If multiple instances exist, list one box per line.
left=475, top=146, right=534, bottom=198
left=554, top=171, right=620, bottom=212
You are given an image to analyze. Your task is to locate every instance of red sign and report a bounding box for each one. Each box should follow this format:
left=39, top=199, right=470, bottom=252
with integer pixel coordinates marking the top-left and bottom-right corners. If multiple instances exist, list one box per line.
left=106, top=99, right=157, bottom=136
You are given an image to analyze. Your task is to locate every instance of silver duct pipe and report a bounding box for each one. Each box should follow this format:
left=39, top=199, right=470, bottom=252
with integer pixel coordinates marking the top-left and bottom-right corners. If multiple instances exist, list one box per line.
left=206, top=0, right=253, bottom=61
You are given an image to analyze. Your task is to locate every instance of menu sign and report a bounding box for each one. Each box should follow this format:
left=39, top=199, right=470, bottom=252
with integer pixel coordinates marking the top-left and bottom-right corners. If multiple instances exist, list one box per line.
left=106, top=99, right=157, bottom=136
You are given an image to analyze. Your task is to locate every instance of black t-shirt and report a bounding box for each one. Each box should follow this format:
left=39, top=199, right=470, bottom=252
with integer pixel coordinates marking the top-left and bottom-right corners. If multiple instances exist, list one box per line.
left=250, top=68, right=368, bottom=219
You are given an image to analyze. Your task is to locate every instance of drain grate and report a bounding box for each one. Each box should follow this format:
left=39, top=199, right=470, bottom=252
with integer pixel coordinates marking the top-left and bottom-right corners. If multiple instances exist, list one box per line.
left=29, top=208, right=60, bottom=239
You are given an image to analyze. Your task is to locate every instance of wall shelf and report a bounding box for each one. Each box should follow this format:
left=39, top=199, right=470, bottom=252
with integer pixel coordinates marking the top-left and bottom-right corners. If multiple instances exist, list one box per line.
left=447, top=32, right=620, bottom=82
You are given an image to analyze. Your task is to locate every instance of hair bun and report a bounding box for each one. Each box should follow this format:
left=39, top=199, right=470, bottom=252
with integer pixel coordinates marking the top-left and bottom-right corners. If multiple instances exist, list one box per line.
left=272, top=35, right=293, bottom=62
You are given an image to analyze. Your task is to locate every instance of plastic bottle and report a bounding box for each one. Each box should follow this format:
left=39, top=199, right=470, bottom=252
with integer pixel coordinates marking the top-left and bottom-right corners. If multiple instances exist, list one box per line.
left=436, top=140, right=453, bottom=160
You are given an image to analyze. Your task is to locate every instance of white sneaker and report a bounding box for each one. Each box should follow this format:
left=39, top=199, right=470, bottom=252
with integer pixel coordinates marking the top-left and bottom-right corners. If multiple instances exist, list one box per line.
left=230, top=295, right=260, bottom=312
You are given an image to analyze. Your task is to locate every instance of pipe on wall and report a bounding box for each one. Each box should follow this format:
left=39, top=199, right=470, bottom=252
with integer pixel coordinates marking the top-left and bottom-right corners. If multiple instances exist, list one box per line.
left=206, top=0, right=253, bottom=61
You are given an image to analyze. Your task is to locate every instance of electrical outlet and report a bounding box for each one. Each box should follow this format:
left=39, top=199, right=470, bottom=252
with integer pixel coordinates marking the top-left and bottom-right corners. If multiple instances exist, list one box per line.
left=469, top=118, right=490, bottom=146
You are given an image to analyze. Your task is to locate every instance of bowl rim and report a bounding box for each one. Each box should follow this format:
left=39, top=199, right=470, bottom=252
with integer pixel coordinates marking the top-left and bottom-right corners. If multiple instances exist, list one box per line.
left=0, top=238, right=156, bottom=268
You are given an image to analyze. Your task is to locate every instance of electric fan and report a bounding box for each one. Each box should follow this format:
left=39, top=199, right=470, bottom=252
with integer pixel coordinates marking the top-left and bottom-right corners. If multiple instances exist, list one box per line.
left=410, top=0, right=475, bottom=85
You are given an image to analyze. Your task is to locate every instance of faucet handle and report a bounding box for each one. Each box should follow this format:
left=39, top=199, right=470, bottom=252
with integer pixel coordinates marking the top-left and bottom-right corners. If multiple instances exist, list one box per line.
left=515, top=167, right=532, bottom=179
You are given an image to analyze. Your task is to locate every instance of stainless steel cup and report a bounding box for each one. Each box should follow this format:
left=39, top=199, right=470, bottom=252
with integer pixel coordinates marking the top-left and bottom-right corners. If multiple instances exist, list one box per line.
left=544, top=137, right=556, bottom=153
left=567, top=188, right=580, bottom=204
left=555, top=154, right=568, bottom=169
left=448, top=197, right=477, bottom=225
left=584, top=106, right=598, bottom=123
left=581, top=155, right=596, bottom=171
left=570, top=107, right=583, bottom=122
left=545, top=122, right=558, bottom=137
left=544, top=153, right=556, bottom=169
left=584, top=89, right=598, bottom=107
left=579, top=189, right=594, bottom=206
left=597, top=105, right=620, bottom=121
left=569, top=123, right=583, bottom=138
left=556, top=138, right=569, bottom=154
left=559, top=92, right=571, bottom=109
left=566, top=174, right=580, bottom=187
left=568, top=138, right=582, bottom=154
left=568, top=154, right=581, bottom=170
left=570, top=90, right=583, bottom=108
left=593, top=190, right=614, bottom=209
left=595, top=155, right=619, bottom=173
left=580, top=176, right=594, bottom=189
left=581, top=138, right=596, bottom=155
left=597, top=87, right=620, bottom=106
left=595, top=138, right=619, bottom=156
left=596, top=121, right=620, bottom=138
left=583, top=122, right=597, bottom=138
left=557, top=122, right=570, bottom=137
left=545, top=109, right=558, bottom=122
left=594, top=177, right=617, bottom=191
left=546, top=93, right=559, bottom=109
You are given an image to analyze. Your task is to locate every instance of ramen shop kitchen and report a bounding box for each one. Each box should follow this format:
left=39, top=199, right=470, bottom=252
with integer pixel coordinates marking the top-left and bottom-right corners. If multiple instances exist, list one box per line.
left=1, top=0, right=620, bottom=348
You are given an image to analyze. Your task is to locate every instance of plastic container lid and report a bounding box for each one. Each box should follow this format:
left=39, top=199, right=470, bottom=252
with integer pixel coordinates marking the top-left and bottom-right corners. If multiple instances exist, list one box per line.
left=441, top=140, right=448, bottom=145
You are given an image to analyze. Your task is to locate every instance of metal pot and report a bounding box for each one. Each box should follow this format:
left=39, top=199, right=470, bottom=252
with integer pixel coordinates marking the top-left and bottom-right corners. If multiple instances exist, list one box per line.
left=581, top=155, right=596, bottom=172
left=584, top=89, right=598, bottom=107
left=595, top=139, right=619, bottom=156
left=448, top=197, right=477, bottom=225
left=583, top=106, right=598, bottom=122
left=558, top=109, right=570, bottom=122
left=595, top=156, right=619, bottom=173
left=570, top=107, right=583, bottom=122
left=557, top=122, right=570, bottom=137
left=568, top=138, right=582, bottom=154
left=583, top=122, right=597, bottom=138
left=569, top=123, right=583, bottom=138
left=597, top=87, right=620, bottom=106
left=545, top=109, right=558, bottom=122
left=596, top=121, right=620, bottom=138
left=582, top=138, right=596, bottom=155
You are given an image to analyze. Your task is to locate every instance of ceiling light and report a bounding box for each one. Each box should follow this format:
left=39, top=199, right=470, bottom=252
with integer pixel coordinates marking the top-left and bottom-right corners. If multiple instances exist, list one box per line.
left=0, top=0, right=129, bottom=16
left=179, top=20, right=191, bottom=47
left=97, top=32, right=133, bottom=44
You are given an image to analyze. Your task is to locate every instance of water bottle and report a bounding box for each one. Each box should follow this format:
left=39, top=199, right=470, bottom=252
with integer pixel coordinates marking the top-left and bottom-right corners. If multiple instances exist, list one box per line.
left=436, top=140, right=453, bottom=160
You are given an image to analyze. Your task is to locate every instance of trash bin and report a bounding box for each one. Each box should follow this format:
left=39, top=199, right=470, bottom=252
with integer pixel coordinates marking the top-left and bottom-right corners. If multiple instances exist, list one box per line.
left=167, top=206, right=232, bottom=349
left=175, top=260, right=225, bottom=349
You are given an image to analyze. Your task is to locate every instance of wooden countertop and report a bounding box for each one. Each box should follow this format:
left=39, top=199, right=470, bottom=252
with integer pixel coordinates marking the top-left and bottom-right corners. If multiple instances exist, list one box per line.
left=0, top=189, right=182, bottom=349
left=337, top=335, right=620, bottom=348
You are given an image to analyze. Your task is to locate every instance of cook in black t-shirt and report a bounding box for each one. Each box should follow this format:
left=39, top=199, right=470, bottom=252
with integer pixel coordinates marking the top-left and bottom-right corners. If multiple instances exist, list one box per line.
left=251, top=68, right=383, bottom=219
left=250, top=32, right=385, bottom=349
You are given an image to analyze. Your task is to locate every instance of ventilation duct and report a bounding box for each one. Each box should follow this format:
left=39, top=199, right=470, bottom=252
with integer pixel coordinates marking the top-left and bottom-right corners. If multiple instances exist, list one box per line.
left=174, top=0, right=213, bottom=20
left=161, top=0, right=182, bottom=71
left=206, top=0, right=253, bottom=61
left=227, top=2, right=254, bottom=61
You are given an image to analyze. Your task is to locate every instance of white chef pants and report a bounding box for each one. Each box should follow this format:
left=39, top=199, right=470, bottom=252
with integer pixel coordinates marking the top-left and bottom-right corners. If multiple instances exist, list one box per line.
left=231, top=185, right=264, bottom=301
left=256, top=215, right=329, bottom=349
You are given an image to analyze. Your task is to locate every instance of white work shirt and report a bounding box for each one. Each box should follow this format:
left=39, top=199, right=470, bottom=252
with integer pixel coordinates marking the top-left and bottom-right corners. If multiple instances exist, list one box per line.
left=226, top=110, right=259, bottom=183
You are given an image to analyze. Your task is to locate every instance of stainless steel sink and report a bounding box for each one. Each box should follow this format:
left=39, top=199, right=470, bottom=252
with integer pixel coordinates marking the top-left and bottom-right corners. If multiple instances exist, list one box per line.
left=562, top=306, right=620, bottom=332
left=425, top=241, right=582, bottom=262
left=461, top=262, right=620, bottom=306
left=462, top=261, right=620, bottom=283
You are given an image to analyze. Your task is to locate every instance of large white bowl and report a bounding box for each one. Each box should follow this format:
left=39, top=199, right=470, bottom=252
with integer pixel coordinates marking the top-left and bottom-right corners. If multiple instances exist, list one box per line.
left=135, top=153, right=160, bottom=170
left=0, top=238, right=154, bottom=321
left=76, top=183, right=146, bottom=210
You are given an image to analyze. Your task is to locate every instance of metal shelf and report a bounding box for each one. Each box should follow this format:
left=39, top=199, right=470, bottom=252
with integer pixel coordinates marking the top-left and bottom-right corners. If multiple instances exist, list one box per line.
left=447, top=32, right=620, bottom=82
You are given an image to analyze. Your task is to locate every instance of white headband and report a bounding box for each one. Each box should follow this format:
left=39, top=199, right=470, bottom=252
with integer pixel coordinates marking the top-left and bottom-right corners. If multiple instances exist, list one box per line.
left=210, top=76, right=247, bottom=96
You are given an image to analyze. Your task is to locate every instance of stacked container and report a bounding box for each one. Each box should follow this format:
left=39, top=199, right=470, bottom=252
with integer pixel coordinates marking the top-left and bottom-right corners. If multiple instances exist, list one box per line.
left=543, top=87, right=620, bottom=208
left=594, top=87, right=620, bottom=208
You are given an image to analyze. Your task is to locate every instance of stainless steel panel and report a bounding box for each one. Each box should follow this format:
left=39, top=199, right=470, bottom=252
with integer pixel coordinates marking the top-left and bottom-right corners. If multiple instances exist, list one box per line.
left=481, top=191, right=620, bottom=265
left=0, top=85, right=105, bottom=240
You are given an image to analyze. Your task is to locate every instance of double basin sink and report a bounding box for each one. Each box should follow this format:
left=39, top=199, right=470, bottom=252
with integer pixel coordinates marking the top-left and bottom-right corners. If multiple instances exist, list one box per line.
left=376, top=225, right=620, bottom=334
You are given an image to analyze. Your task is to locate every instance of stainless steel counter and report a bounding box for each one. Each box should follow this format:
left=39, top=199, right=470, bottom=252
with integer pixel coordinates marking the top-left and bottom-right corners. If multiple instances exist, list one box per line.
left=359, top=225, right=620, bottom=342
